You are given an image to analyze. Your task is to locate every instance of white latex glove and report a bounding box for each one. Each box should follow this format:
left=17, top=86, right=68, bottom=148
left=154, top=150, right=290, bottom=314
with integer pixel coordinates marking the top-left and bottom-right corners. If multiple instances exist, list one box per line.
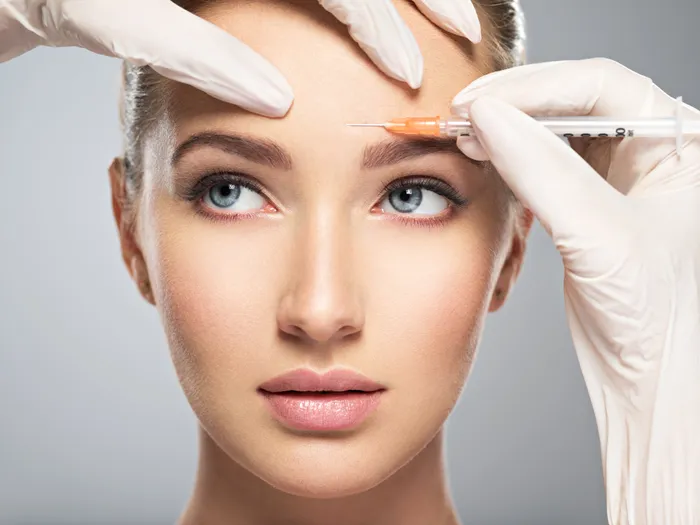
left=451, top=58, right=700, bottom=525
left=0, top=0, right=481, bottom=117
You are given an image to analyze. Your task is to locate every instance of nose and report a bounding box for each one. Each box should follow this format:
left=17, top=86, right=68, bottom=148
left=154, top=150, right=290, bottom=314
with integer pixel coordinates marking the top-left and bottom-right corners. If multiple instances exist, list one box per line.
left=277, top=213, right=364, bottom=345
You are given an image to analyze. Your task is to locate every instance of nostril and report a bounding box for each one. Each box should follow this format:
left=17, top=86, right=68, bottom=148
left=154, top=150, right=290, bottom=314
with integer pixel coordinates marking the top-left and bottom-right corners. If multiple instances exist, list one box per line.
left=278, top=325, right=315, bottom=344
left=276, top=289, right=364, bottom=343
left=279, top=318, right=359, bottom=344
left=337, top=324, right=361, bottom=338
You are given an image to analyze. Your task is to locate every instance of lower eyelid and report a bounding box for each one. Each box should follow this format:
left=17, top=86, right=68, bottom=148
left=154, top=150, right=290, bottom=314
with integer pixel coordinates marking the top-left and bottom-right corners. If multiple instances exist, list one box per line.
left=370, top=202, right=456, bottom=218
left=199, top=199, right=278, bottom=214
left=382, top=208, right=457, bottom=229
left=195, top=204, right=279, bottom=224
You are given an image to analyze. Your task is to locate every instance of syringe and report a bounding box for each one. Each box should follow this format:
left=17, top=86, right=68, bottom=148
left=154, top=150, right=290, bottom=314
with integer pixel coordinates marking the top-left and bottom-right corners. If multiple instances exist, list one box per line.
left=347, top=97, right=698, bottom=158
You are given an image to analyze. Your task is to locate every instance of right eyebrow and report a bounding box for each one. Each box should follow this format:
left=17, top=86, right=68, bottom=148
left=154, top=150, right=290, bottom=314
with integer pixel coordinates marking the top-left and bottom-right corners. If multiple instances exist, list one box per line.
left=362, top=137, right=484, bottom=169
left=171, top=132, right=294, bottom=170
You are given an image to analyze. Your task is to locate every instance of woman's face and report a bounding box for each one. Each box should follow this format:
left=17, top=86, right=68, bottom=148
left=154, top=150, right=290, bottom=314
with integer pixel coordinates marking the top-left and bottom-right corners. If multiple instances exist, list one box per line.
left=116, top=0, right=529, bottom=498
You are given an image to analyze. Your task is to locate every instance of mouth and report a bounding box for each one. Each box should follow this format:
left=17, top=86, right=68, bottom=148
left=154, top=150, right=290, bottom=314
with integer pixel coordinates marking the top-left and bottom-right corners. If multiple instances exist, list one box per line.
left=258, top=369, right=386, bottom=432
left=264, top=390, right=379, bottom=395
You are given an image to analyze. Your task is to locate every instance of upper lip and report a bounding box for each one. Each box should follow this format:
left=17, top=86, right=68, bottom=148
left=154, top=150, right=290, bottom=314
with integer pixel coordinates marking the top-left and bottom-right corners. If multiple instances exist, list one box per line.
left=259, top=368, right=385, bottom=393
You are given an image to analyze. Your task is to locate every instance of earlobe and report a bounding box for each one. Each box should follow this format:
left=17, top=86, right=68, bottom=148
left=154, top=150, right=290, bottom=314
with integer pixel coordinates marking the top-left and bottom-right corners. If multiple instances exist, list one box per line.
left=131, top=256, right=155, bottom=305
left=108, top=157, right=155, bottom=306
left=488, top=287, right=505, bottom=312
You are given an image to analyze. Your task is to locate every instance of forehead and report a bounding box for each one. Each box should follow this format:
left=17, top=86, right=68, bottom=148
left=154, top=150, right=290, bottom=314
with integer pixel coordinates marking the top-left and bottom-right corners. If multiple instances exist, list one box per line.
left=170, top=0, right=491, bottom=143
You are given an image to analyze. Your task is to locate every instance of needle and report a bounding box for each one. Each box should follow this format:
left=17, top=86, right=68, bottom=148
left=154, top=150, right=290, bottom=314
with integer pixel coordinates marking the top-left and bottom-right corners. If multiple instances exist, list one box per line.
left=345, top=95, right=694, bottom=160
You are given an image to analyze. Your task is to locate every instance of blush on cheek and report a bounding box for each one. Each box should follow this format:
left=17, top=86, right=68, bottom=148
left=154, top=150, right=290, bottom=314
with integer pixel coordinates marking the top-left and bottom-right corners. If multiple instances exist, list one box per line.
left=360, top=251, right=493, bottom=453
left=391, top=260, right=491, bottom=371
left=361, top=214, right=506, bottom=396
left=149, top=215, right=286, bottom=392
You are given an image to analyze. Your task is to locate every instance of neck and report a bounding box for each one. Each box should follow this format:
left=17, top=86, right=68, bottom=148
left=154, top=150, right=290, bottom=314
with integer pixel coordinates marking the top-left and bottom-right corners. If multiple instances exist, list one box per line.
left=178, top=427, right=460, bottom=525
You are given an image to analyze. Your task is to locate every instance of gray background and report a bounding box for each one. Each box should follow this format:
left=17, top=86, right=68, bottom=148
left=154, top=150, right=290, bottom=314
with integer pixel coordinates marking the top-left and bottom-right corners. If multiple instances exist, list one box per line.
left=0, top=1, right=697, bottom=524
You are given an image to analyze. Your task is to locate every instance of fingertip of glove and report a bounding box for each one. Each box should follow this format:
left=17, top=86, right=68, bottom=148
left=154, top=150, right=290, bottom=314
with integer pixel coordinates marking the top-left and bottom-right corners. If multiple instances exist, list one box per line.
left=459, top=1, right=483, bottom=43
left=211, top=81, right=294, bottom=118
left=413, top=0, right=482, bottom=43
left=457, top=14, right=482, bottom=44
left=262, top=87, right=295, bottom=117
left=407, top=68, right=424, bottom=90
left=391, top=37, right=424, bottom=90
left=436, top=15, right=482, bottom=43
left=383, top=51, right=424, bottom=90
left=457, top=135, right=490, bottom=161
left=451, top=85, right=487, bottom=112
left=254, top=95, right=294, bottom=118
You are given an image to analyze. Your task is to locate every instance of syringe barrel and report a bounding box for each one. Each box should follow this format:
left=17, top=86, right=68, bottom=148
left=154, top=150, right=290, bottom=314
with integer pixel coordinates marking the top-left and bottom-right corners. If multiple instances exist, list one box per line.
left=440, top=117, right=682, bottom=138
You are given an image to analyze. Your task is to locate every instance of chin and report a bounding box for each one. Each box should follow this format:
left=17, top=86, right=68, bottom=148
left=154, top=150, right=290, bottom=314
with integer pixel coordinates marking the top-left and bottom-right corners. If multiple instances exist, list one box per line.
left=241, top=436, right=406, bottom=499
left=261, top=465, right=391, bottom=499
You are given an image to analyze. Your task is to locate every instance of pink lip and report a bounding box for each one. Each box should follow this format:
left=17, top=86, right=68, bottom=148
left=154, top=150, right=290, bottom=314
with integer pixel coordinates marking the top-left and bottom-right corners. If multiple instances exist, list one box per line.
left=258, top=369, right=386, bottom=431
left=259, top=368, right=385, bottom=393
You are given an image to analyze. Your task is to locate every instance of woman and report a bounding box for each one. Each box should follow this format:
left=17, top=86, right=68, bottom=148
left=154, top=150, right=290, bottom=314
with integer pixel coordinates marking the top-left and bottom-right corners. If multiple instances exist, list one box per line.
left=112, top=1, right=531, bottom=523
left=2, top=1, right=698, bottom=524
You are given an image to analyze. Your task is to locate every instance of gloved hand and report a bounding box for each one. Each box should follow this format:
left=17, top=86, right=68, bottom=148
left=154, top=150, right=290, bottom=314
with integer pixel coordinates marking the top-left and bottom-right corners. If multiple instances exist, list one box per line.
left=0, top=0, right=481, bottom=117
left=452, top=58, right=700, bottom=525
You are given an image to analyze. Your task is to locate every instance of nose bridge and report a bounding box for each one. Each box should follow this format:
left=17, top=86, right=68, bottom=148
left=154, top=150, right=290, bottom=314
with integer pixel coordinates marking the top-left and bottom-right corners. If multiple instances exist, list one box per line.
left=277, top=206, right=364, bottom=344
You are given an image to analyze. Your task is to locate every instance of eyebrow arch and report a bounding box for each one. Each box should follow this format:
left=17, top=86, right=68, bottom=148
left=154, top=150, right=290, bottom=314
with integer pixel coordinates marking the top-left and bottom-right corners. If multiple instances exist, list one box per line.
left=362, top=137, right=483, bottom=169
left=171, top=132, right=293, bottom=170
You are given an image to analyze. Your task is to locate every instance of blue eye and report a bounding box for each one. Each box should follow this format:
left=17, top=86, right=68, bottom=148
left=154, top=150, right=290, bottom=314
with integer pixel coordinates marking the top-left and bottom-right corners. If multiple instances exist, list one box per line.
left=208, top=183, right=241, bottom=208
left=389, top=187, right=422, bottom=213
left=381, top=186, right=449, bottom=215
left=203, top=183, right=265, bottom=212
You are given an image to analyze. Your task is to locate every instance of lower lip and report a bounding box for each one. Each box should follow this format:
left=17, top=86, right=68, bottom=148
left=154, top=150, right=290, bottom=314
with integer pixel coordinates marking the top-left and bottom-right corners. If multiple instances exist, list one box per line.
left=260, top=391, right=383, bottom=431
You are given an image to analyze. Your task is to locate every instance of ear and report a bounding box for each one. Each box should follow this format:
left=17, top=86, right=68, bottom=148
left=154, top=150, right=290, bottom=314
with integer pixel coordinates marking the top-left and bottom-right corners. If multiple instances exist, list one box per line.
left=488, top=207, right=534, bottom=312
left=109, top=158, right=155, bottom=305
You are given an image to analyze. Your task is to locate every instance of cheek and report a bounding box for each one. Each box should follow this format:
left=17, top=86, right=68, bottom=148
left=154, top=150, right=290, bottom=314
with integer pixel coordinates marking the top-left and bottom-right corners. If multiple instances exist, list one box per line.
left=145, top=200, right=287, bottom=394
left=361, top=201, right=510, bottom=408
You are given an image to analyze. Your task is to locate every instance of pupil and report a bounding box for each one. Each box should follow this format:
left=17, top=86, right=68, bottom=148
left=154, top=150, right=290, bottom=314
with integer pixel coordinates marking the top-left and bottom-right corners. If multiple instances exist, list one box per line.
left=390, top=186, right=422, bottom=213
left=210, top=183, right=241, bottom=208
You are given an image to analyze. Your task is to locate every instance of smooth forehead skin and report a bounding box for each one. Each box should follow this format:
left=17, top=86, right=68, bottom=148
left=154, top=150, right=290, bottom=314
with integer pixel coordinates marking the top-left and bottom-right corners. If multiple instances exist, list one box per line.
left=168, top=0, right=491, bottom=147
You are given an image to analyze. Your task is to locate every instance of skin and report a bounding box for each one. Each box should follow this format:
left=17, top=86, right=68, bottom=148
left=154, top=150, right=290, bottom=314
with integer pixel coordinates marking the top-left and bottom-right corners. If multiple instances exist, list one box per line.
left=109, top=1, right=533, bottom=524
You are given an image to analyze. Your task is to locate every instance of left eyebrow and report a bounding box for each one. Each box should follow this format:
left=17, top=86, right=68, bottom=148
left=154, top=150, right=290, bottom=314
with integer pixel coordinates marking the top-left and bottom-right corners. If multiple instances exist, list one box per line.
left=362, top=137, right=483, bottom=169
left=171, top=132, right=293, bottom=170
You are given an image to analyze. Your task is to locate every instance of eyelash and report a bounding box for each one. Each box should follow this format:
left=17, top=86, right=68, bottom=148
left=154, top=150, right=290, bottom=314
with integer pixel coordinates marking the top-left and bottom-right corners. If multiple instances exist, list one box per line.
left=184, top=171, right=469, bottom=226
left=375, top=175, right=469, bottom=229
left=183, top=171, right=270, bottom=224
left=184, top=171, right=265, bottom=201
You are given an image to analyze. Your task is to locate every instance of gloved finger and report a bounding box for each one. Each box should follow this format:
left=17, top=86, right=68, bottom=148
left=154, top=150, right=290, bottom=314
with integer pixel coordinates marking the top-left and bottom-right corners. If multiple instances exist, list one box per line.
left=409, top=0, right=482, bottom=43
left=451, top=58, right=680, bottom=120
left=462, top=96, right=633, bottom=277
left=318, top=0, right=424, bottom=89
left=41, top=0, right=294, bottom=117
left=454, top=136, right=489, bottom=161
left=0, top=9, right=44, bottom=63
left=452, top=58, right=700, bottom=193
